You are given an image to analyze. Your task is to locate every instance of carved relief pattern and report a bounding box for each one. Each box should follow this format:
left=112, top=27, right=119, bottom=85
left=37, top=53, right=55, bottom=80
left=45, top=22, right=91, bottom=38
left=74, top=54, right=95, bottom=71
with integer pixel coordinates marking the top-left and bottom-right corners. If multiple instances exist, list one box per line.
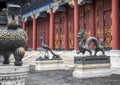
left=104, top=10, right=112, bottom=47
left=68, top=9, right=74, bottom=49
left=60, top=13, right=65, bottom=49
left=79, top=5, right=90, bottom=43
left=54, top=23, right=61, bottom=49
left=79, top=7, right=84, bottom=29
left=95, top=0, right=112, bottom=48
left=95, top=0, right=104, bottom=46
left=54, top=13, right=66, bottom=50
left=84, top=4, right=90, bottom=40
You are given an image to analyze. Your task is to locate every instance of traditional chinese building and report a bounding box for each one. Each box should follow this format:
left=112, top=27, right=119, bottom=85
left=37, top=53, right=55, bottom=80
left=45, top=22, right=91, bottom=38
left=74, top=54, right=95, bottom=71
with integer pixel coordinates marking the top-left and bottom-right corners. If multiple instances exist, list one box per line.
left=21, top=0, right=119, bottom=52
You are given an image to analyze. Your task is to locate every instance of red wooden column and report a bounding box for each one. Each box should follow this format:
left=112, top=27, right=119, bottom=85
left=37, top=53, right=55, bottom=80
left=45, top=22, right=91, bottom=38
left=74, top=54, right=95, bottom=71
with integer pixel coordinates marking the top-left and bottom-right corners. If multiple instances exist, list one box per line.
left=112, top=0, right=120, bottom=50
left=49, top=8, right=54, bottom=49
left=22, top=19, right=26, bottom=30
left=74, top=0, right=79, bottom=50
left=46, top=18, right=49, bottom=45
left=32, top=15, right=37, bottom=50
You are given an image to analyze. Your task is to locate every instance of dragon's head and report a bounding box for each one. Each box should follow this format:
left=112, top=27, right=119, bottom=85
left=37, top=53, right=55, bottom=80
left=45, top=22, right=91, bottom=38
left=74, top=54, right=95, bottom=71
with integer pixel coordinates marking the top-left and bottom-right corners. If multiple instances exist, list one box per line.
left=77, top=29, right=85, bottom=41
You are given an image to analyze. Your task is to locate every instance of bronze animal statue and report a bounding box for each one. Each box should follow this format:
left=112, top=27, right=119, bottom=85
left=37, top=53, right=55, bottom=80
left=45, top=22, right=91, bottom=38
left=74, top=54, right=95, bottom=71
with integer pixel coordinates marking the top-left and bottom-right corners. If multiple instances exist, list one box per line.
left=0, top=4, right=27, bottom=66
left=77, top=29, right=104, bottom=55
left=42, top=44, right=61, bottom=60
left=36, top=37, right=61, bottom=61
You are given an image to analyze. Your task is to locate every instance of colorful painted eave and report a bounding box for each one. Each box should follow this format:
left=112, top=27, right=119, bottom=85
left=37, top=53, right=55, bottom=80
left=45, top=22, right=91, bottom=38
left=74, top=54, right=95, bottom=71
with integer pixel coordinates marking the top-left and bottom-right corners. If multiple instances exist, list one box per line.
left=22, top=0, right=92, bottom=18
left=22, top=0, right=68, bottom=18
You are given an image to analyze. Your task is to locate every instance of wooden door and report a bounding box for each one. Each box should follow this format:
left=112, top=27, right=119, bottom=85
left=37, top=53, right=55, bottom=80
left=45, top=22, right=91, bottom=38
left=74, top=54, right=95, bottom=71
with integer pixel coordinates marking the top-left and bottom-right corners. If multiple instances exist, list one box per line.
left=68, top=9, right=74, bottom=50
left=54, top=12, right=66, bottom=50
left=36, top=18, right=49, bottom=50
left=95, top=0, right=112, bottom=49
left=54, top=14, right=61, bottom=50
left=79, top=4, right=91, bottom=42
left=95, top=0, right=104, bottom=45
left=79, top=7, right=84, bottom=29
left=60, top=13, right=66, bottom=50
left=103, top=0, right=112, bottom=48
left=84, top=4, right=91, bottom=40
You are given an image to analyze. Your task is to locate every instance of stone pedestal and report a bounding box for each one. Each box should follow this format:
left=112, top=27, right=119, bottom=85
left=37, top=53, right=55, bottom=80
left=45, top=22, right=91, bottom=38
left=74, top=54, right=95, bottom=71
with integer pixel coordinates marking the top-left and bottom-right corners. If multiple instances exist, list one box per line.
left=110, top=50, right=120, bottom=74
left=0, top=65, right=29, bottom=85
left=73, top=56, right=111, bottom=78
left=35, top=60, right=64, bottom=71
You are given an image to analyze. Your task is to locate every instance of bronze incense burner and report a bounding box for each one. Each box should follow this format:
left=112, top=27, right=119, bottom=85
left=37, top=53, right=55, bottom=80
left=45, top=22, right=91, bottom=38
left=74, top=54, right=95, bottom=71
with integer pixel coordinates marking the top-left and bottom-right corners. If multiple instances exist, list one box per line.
left=0, top=4, right=27, bottom=66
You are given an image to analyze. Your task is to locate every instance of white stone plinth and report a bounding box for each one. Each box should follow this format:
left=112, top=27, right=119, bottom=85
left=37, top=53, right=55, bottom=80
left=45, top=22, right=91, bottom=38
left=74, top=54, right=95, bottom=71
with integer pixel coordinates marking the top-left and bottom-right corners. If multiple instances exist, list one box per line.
left=73, top=63, right=111, bottom=78
left=0, top=65, right=29, bottom=85
left=35, top=60, right=64, bottom=71
left=110, top=50, right=120, bottom=74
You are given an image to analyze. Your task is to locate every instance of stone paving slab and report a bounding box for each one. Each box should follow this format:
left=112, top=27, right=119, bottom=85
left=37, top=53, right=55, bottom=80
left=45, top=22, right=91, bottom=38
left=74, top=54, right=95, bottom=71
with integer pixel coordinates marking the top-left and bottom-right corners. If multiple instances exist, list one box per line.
left=26, top=70, right=120, bottom=85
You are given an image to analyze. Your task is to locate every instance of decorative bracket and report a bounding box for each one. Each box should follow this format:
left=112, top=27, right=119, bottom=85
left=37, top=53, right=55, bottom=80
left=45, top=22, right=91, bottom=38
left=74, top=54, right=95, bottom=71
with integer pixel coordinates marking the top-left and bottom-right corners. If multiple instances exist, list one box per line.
left=68, top=0, right=74, bottom=7
left=78, top=0, right=84, bottom=5
left=35, top=13, right=39, bottom=19
left=22, top=18, right=28, bottom=22
left=31, top=13, right=39, bottom=19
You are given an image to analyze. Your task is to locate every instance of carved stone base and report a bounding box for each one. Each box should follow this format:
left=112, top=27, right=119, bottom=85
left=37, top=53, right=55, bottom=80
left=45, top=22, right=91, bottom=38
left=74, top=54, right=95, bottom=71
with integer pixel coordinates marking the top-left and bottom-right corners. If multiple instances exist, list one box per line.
left=0, top=65, right=29, bottom=85
left=35, top=60, right=64, bottom=71
left=110, top=50, right=120, bottom=74
left=73, top=56, right=111, bottom=78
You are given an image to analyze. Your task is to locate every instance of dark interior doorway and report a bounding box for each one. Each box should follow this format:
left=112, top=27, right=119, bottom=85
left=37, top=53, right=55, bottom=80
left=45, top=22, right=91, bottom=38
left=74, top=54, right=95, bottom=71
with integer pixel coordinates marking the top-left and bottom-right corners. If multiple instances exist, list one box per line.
left=0, top=2, right=6, bottom=12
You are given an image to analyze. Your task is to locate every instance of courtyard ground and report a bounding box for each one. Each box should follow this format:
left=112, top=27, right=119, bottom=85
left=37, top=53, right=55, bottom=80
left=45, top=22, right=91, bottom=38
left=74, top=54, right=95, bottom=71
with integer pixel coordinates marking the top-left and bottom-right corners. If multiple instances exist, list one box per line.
left=26, top=70, right=120, bottom=85
left=3, top=50, right=119, bottom=85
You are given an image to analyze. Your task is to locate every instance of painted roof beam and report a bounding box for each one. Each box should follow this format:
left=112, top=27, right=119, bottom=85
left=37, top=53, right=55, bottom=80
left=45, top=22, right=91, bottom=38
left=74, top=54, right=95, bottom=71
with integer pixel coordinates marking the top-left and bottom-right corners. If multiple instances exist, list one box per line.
left=39, top=12, right=48, bottom=18
left=56, top=6, right=66, bottom=12
left=22, top=0, right=68, bottom=18
left=22, top=0, right=92, bottom=18
left=78, top=0, right=92, bottom=5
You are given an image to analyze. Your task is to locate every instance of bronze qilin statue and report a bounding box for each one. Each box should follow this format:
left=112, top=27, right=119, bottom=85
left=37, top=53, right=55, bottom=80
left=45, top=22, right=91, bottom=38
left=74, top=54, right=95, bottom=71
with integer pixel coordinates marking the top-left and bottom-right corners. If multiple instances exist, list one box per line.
left=0, top=4, right=27, bottom=66
left=76, top=29, right=104, bottom=55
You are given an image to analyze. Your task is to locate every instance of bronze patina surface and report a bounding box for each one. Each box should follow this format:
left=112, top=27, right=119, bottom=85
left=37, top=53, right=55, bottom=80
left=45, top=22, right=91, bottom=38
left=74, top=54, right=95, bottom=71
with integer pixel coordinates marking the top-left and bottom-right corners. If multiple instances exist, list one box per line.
left=77, top=29, right=104, bottom=55
left=0, top=3, right=27, bottom=66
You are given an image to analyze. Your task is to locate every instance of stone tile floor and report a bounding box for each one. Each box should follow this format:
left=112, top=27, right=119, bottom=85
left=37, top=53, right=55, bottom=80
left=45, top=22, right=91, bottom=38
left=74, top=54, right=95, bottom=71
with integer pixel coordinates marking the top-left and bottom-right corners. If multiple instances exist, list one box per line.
left=26, top=70, right=120, bottom=85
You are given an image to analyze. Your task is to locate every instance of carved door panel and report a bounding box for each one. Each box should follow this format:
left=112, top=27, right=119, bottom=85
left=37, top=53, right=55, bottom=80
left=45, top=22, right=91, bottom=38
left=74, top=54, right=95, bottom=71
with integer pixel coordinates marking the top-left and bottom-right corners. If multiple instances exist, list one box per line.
left=84, top=4, right=90, bottom=40
left=54, top=23, right=61, bottom=50
left=79, top=7, right=85, bottom=30
left=103, top=0, right=112, bottom=48
left=54, top=14, right=61, bottom=50
left=95, top=0, right=104, bottom=44
left=54, top=13, right=66, bottom=50
left=68, top=9, right=74, bottom=50
left=79, top=5, right=90, bottom=43
left=60, top=13, right=66, bottom=50
left=27, top=21, right=33, bottom=50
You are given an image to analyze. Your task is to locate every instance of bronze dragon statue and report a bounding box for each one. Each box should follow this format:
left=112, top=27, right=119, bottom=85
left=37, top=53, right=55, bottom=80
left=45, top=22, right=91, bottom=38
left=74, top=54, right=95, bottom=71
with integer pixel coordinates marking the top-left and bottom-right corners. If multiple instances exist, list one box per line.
left=76, top=29, right=105, bottom=55
left=0, top=4, right=27, bottom=66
